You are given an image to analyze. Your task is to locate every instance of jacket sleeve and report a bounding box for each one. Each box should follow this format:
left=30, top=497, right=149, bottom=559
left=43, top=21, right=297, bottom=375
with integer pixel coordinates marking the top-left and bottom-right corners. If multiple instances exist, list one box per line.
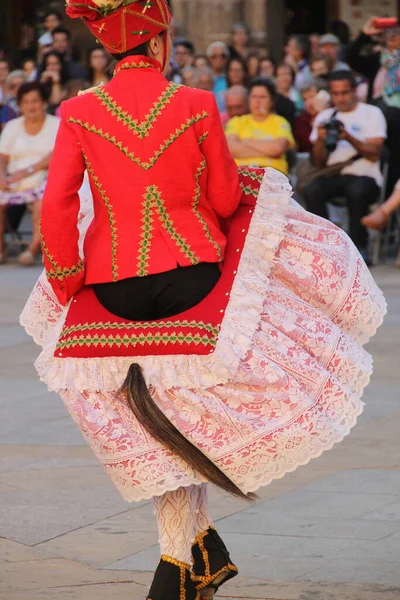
left=346, top=32, right=381, bottom=80
left=200, top=95, right=242, bottom=218
left=40, top=101, right=86, bottom=306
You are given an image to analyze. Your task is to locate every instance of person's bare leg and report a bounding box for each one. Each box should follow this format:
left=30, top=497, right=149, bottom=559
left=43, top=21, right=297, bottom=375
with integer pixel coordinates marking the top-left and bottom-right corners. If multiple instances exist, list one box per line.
left=27, top=200, right=42, bottom=255
left=0, top=204, right=6, bottom=254
left=19, top=200, right=42, bottom=264
left=362, top=186, right=400, bottom=231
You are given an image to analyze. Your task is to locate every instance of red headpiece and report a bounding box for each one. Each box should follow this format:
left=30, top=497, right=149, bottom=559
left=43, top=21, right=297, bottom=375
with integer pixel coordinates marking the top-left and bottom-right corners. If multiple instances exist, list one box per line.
left=66, top=0, right=171, bottom=55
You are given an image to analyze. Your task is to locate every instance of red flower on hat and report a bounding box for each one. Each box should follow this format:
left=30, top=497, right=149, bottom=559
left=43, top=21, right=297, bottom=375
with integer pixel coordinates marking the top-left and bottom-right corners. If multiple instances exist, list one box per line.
left=65, top=0, right=103, bottom=21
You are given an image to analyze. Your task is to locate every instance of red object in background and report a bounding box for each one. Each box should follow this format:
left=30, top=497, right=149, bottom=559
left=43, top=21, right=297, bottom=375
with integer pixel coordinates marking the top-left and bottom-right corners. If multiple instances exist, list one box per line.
left=373, top=18, right=399, bottom=29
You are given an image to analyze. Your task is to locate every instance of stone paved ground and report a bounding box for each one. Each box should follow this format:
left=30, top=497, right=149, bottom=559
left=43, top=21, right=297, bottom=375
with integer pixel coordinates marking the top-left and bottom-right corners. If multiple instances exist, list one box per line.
left=1, top=263, right=400, bottom=600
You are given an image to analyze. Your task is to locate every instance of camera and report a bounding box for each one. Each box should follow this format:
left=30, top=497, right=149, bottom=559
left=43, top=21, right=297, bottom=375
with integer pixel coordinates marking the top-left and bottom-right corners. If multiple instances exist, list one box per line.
left=323, top=117, right=343, bottom=152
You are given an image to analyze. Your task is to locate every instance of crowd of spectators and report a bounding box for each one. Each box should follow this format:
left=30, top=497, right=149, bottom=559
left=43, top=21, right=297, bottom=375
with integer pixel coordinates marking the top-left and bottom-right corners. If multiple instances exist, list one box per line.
left=0, top=10, right=399, bottom=266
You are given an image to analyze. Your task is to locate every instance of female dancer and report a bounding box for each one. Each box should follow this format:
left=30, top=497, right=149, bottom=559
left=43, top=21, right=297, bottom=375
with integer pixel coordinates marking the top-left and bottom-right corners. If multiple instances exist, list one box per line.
left=22, top=1, right=386, bottom=599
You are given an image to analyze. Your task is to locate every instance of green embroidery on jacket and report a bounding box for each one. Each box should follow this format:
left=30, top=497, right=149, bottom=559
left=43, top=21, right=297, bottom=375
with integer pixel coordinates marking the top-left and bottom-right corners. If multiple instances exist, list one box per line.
left=46, top=261, right=84, bottom=281
left=60, top=319, right=220, bottom=338
left=82, top=153, right=119, bottom=281
left=40, top=223, right=84, bottom=281
left=93, top=83, right=181, bottom=139
left=56, top=332, right=216, bottom=350
left=198, top=131, right=209, bottom=144
left=137, top=185, right=199, bottom=275
left=137, top=191, right=154, bottom=276
left=40, top=230, right=58, bottom=271
left=114, top=60, right=154, bottom=75
left=240, top=183, right=259, bottom=198
left=191, top=159, right=222, bottom=260
left=68, top=112, right=209, bottom=170
left=238, top=168, right=264, bottom=182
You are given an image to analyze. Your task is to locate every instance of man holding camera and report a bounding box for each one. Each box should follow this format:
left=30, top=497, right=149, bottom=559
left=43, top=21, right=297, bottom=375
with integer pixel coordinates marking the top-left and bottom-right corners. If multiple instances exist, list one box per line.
left=303, top=70, right=386, bottom=260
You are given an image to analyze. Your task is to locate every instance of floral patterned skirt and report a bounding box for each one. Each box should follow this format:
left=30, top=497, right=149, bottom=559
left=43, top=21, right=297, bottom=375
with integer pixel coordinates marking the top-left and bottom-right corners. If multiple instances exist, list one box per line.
left=0, top=180, right=47, bottom=205
left=20, top=169, right=386, bottom=502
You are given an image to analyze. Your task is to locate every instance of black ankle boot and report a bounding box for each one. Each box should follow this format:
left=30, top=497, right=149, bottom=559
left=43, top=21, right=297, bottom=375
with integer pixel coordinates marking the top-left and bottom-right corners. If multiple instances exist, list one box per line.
left=147, top=555, right=201, bottom=600
left=191, top=527, right=238, bottom=594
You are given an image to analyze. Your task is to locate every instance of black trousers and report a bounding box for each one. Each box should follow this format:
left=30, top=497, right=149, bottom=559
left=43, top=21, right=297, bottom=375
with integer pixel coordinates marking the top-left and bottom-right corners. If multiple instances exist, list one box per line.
left=303, top=174, right=379, bottom=249
left=93, top=262, right=221, bottom=321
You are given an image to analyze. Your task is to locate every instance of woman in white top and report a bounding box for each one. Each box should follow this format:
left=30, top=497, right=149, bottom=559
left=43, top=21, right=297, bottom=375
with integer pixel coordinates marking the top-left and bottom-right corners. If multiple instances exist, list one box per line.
left=0, top=82, right=60, bottom=265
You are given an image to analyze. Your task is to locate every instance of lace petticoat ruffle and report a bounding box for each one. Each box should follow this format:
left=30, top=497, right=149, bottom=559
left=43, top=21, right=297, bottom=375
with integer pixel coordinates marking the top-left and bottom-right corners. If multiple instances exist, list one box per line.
left=20, top=168, right=387, bottom=500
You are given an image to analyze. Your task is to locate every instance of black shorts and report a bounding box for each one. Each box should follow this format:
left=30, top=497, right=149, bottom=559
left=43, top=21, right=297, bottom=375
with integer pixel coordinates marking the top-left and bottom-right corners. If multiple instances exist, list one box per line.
left=93, top=262, right=221, bottom=321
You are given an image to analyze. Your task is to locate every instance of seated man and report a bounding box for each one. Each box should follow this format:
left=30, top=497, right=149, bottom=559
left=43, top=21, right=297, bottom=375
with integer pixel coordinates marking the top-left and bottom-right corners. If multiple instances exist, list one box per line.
left=225, top=77, right=295, bottom=176
left=303, top=70, right=386, bottom=260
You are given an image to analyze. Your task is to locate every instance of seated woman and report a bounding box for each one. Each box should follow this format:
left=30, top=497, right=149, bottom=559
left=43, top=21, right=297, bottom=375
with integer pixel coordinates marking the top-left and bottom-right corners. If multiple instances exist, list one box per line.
left=39, top=51, right=68, bottom=113
left=276, top=63, right=303, bottom=114
left=0, top=81, right=60, bottom=265
left=226, top=56, right=248, bottom=88
left=87, top=46, right=111, bottom=87
left=258, top=56, right=276, bottom=79
left=225, top=77, right=295, bottom=175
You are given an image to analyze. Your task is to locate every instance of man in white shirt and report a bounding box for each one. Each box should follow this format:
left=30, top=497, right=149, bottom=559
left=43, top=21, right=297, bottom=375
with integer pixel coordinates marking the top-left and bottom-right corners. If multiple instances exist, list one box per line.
left=303, top=70, right=387, bottom=259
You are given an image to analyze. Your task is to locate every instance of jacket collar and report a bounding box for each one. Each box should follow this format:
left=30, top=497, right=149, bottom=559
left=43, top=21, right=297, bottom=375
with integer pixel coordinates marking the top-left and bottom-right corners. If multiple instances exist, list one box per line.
left=114, top=55, right=162, bottom=76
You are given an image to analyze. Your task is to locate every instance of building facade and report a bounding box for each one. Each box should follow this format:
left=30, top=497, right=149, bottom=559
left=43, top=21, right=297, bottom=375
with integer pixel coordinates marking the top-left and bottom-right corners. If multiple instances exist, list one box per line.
left=2, top=0, right=400, bottom=64
left=171, top=0, right=268, bottom=55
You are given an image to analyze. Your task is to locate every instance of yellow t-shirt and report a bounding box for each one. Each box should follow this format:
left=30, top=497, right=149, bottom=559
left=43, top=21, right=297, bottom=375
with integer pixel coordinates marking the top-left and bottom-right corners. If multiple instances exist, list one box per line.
left=225, top=113, right=295, bottom=174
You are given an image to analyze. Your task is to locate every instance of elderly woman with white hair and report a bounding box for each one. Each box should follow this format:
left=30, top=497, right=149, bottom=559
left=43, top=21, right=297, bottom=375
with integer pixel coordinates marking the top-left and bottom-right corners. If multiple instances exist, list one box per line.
left=207, top=41, right=229, bottom=112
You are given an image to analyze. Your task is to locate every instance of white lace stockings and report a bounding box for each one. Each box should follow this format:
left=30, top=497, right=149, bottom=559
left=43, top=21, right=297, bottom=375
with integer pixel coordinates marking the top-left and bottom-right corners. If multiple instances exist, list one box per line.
left=152, top=483, right=213, bottom=564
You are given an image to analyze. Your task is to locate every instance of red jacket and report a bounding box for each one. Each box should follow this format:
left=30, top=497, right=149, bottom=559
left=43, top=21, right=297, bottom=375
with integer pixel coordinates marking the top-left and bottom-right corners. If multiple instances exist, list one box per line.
left=41, top=55, right=242, bottom=305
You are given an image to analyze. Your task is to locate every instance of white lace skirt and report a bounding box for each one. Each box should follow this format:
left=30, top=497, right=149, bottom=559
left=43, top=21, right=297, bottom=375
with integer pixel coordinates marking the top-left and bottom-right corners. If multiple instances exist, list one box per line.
left=21, top=169, right=386, bottom=501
